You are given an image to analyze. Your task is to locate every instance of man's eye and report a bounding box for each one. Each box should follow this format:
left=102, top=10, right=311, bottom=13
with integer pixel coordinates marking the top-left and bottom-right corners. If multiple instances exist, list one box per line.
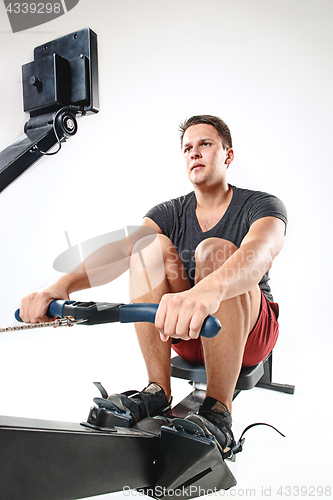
left=184, top=147, right=191, bottom=153
left=202, top=142, right=210, bottom=147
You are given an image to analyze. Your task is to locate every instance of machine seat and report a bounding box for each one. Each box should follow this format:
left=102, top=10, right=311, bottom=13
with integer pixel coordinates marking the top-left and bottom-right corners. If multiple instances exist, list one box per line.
left=171, top=356, right=265, bottom=391
left=170, top=351, right=295, bottom=398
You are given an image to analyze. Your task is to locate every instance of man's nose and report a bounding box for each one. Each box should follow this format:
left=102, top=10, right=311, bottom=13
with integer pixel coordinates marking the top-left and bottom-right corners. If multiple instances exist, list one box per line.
left=191, top=146, right=201, bottom=158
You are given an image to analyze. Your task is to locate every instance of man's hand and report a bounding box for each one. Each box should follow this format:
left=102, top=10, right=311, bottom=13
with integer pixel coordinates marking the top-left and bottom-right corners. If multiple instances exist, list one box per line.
left=154, top=285, right=221, bottom=342
left=19, top=283, right=70, bottom=324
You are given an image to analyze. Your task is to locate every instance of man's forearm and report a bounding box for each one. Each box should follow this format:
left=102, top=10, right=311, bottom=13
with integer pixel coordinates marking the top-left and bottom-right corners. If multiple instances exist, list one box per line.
left=49, top=270, right=92, bottom=296
left=197, top=239, right=275, bottom=303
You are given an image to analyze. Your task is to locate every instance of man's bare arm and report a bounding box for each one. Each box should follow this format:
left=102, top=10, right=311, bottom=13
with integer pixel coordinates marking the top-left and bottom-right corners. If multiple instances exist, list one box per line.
left=200, top=216, right=286, bottom=303
left=19, top=221, right=160, bottom=324
left=155, top=216, right=285, bottom=340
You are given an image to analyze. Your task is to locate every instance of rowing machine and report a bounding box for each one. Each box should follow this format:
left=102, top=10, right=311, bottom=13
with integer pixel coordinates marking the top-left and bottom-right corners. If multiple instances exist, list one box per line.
left=3, top=300, right=238, bottom=500
left=2, top=300, right=286, bottom=500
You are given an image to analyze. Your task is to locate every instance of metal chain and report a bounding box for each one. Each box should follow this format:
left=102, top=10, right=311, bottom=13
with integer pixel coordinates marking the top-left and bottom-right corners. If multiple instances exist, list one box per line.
left=0, top=316, right=87, bottom=333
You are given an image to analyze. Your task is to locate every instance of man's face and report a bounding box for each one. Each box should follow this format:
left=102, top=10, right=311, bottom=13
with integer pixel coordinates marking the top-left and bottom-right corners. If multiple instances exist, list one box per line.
left=182, top=124, right=233, bottom=187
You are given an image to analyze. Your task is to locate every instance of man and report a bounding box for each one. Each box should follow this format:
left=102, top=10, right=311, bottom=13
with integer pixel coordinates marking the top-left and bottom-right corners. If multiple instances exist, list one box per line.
left=20, top=115, right=287, bottom=458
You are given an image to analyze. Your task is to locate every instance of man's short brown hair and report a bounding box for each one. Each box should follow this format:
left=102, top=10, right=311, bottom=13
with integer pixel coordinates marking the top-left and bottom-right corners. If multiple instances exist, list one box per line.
left=179, top=115, right=232, bottom=150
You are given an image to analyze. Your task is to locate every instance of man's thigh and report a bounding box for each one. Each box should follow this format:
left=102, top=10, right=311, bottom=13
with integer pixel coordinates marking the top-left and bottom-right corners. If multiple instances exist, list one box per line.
left=129, top=233, right=191, bottom=300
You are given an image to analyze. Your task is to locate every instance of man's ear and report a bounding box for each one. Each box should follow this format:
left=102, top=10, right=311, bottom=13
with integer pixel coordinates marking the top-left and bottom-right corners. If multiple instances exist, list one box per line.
left=225, top=148, right=234, bottom=167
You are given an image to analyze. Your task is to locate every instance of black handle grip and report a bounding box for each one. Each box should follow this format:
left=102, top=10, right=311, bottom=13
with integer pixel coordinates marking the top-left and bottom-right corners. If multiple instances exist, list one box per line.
left=119, top=303, right=221, bottom=338
left=15, top=300, right=221, bottom=338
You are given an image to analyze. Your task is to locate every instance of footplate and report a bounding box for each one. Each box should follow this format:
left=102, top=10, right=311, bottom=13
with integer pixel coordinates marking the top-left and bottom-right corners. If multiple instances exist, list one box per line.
left=151, top=418, right=237, bottom=498
left=87, top=400, right=133, bottom=429
left=86, top=382, right=135, bottom=429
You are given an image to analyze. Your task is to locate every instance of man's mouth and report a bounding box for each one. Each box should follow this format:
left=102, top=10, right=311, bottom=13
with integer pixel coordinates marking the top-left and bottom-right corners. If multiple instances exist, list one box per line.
left=191, top=163, right=205, bottom=171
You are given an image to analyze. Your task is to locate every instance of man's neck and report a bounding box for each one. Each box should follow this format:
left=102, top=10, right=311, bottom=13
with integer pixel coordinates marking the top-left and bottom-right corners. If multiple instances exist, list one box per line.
left=194, top=181, right=232, bottom=211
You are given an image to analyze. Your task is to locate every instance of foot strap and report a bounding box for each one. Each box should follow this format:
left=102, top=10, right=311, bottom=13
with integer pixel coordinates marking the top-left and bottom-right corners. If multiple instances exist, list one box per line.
left=230, top=422, right=285, bottom=459
left=170, top=418, right=285, bottom=462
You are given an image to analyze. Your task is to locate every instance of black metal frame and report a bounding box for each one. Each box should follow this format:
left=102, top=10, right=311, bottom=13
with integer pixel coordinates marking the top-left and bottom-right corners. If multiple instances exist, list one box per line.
left=0, top=415, right=158, bottom=500
left=0, top=28, right=98, bottom=193
left=255, top=351, right=295, bottom=394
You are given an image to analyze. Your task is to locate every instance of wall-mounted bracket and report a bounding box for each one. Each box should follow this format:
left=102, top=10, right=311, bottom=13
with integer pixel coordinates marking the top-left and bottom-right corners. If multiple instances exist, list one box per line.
left=0, top=28, right=98, bottom=193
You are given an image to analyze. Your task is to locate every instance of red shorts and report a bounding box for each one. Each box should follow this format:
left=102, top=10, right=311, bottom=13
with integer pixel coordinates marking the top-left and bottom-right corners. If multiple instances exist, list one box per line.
left=171, top=290, right=279, bottom=367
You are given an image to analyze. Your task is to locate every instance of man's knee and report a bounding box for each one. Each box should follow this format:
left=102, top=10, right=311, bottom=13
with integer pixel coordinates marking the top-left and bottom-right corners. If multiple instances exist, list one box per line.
left=194, top=237, right=238, bottom=283
left=131, top=233, right=179, bottom=268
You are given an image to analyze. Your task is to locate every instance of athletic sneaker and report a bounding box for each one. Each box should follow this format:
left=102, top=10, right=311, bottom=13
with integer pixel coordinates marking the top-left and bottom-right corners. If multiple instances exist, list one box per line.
left=105, top=382, right=171, bottom=424
left=185, top=396, right=236, bottom=459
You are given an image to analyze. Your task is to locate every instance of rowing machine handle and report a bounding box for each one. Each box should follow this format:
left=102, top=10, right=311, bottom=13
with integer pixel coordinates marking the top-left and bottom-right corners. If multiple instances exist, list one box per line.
left=15, top=300, right=221, bottom=338
left=118, top=303, right=221, bottom=338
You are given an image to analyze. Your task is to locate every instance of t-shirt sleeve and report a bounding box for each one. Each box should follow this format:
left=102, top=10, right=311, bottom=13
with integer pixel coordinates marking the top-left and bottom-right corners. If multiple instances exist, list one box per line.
left=144, top=201, right=174, bottom=237
left=248, top=192, right=288, bottom=228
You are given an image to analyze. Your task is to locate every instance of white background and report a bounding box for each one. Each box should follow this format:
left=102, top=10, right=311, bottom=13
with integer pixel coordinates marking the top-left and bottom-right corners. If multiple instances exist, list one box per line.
left=0, top=1, right=332, bottom=499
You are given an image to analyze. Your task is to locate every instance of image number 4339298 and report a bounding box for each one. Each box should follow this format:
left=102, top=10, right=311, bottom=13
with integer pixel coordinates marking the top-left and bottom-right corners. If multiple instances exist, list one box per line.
left=5, top=2, right=62, bottom=14
left=3, top=0, right=80, bottom=32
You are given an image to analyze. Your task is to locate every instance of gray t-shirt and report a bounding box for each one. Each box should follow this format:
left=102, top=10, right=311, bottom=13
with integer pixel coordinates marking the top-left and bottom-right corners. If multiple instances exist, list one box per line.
left=144, top=185, right=287, bottom=302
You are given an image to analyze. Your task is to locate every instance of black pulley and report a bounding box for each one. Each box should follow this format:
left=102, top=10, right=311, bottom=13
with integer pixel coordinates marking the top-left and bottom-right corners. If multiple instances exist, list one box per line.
left=55, top=110, right=78, bottom=138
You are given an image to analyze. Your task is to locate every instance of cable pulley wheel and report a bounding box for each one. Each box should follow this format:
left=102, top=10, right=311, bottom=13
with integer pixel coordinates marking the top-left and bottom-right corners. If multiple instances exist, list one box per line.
left=55, top=111, right=78, bottom=139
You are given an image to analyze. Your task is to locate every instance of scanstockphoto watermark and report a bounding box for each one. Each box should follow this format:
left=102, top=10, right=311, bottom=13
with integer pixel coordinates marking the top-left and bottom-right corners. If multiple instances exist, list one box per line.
left=52, top=227, right=270, bottom=301
left=123, top=485, right=257, bottom=497
left=167, top=244, right=271, bottom=284
left=3, top=0, right=80, bottom=33
left=124, top=485, right=333, bottom=497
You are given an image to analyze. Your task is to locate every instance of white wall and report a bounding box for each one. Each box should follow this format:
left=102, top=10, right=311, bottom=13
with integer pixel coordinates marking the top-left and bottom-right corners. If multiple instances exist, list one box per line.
left=0, top=1, right=332, bottom=498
